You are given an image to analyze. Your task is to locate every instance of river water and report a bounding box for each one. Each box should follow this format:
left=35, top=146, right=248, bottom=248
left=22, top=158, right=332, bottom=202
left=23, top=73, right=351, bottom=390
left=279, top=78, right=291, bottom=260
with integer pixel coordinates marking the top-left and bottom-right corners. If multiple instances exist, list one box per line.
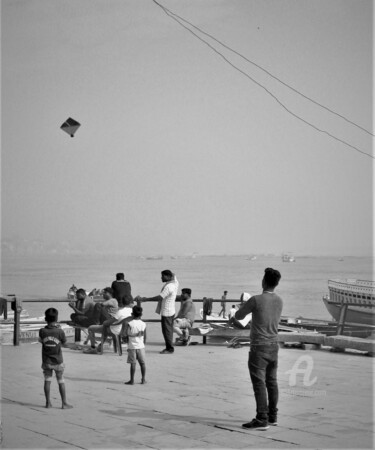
left=1, top=254, right=373, bottom=322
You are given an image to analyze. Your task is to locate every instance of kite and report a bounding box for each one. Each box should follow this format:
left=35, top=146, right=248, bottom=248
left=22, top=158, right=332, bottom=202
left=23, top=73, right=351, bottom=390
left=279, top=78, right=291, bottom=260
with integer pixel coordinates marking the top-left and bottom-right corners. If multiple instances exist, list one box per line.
left=60, top=117, right=81, bottom=137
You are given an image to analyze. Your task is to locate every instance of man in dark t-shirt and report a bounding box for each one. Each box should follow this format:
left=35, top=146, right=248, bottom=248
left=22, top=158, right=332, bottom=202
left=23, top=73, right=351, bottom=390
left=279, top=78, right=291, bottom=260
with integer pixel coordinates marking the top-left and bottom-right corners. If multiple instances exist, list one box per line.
left=235, top=268, right=283, bottom=430
left=111, top=273, right=132, bottom=308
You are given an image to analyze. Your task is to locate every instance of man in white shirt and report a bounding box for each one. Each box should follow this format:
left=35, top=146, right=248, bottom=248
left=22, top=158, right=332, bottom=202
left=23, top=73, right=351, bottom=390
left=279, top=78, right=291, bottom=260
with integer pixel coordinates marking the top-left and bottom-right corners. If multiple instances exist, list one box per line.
left=138, top=270, right=179, bottom=354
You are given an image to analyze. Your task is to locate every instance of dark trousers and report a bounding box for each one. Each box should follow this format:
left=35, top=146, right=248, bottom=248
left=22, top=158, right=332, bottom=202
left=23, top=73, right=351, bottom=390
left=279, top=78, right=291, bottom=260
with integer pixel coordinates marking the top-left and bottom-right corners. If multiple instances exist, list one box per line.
left=248, top=343, right=279, bottom=422
left=161, top=315, right=175, bottom=352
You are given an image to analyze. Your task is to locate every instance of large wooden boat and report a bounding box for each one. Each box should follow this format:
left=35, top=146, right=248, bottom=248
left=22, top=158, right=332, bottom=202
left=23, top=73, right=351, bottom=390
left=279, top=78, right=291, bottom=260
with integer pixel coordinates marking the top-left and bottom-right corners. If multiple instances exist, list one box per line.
left=323, top=279, right=375, bottom=326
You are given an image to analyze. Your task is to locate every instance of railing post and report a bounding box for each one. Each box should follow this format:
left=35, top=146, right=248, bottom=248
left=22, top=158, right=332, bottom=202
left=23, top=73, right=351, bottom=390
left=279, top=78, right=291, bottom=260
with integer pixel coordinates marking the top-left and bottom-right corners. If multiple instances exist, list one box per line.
left=3, top=299, right=8, bottom=319
left=12, top=297, right=22, bottom=346
left=74, top=328, right=81, bottom=342
left=203, top=309, right=207, bottom=345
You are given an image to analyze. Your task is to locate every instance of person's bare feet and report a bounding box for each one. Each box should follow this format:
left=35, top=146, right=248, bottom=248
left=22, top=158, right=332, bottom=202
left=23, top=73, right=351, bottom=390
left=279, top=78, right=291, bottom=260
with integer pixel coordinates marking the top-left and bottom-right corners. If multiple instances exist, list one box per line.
left=62, top=403, right=73, bottom=409
left=45, top=402, right=52, bottom=408
left=124, top=380, right=134, bottom=385
left=141, top=379, right=147, bottom=384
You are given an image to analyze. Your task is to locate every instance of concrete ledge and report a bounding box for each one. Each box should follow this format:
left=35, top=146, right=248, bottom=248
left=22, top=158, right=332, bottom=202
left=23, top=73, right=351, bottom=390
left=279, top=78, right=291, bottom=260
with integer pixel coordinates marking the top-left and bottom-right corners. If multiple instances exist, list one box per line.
left=324, top=335, right=375, bottom=353
left=278, top=332, right=326, bottom=345
left=190, top=327, right=375, bottom=355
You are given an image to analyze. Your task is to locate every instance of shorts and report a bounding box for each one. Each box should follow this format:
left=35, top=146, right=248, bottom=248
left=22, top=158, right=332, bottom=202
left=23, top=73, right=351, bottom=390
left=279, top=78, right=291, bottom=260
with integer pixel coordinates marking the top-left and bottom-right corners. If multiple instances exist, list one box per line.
left=127, top=348, right=146, bottom=364
left=41, top=362, right=65, bottom=382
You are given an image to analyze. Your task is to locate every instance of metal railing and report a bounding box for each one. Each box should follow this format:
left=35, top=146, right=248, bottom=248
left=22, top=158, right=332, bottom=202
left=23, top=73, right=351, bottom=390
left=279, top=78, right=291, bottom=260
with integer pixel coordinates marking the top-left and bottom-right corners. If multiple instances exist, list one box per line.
left=1, top=297, right=232, bottom=345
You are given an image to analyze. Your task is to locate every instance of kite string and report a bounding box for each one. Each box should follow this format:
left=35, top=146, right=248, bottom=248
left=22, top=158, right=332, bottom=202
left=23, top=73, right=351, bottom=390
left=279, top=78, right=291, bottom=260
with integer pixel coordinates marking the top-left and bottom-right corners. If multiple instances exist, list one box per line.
left=152, top=0, right=374, bottom=160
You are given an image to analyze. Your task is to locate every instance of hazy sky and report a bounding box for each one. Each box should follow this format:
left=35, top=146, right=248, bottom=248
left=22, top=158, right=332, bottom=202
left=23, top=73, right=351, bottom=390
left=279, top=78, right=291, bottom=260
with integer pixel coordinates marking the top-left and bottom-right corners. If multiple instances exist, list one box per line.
left=2, top=0, right=373, bottom=256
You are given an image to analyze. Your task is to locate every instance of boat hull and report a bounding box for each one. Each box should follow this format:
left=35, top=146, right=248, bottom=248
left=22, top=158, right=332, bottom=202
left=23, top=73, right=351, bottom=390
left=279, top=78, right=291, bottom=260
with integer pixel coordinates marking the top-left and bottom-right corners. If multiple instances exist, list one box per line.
left=323, top=297, right=375, bottom=326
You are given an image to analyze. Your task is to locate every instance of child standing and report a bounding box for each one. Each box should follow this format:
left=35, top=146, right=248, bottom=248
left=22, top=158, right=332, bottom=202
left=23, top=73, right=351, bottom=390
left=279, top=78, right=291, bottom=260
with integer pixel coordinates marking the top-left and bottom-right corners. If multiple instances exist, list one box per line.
left=38, top=308, right=73, bottom=409
left=124, top=305, right=147, bottom=385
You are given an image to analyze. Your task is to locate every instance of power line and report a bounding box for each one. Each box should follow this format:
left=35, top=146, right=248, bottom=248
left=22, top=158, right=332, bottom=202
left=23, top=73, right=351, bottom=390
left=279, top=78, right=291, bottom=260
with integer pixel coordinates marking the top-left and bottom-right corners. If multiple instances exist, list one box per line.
left=152, top=0, right=374, bottom=160
left=155, top=0, right=374, bottom=137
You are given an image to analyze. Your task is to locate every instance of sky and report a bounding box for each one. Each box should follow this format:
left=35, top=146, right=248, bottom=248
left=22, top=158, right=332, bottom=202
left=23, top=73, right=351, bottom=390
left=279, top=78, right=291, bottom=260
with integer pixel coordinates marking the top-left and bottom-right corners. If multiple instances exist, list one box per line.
left=1, top=0, right=374, bottom=256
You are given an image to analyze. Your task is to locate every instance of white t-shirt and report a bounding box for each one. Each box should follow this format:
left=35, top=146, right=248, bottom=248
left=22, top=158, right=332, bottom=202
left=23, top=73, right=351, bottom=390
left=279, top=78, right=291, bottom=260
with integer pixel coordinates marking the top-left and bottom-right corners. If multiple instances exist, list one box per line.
left=160, top=277, right=179, bottom=317
left=127, top=319, right=146, bottom=350
left=110, top=307, right=133, bottom=335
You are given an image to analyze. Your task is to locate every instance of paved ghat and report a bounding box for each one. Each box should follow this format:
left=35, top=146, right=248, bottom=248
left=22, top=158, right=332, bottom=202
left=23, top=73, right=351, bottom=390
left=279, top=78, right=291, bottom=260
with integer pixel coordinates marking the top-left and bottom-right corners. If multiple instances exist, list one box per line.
left=1, top=324, right=374, bottom=449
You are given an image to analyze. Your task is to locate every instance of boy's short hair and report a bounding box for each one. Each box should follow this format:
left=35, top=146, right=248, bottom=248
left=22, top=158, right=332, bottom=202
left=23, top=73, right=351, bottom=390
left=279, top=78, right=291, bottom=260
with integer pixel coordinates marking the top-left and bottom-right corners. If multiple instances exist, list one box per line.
left=263, top=268, right=281, bottom=288
left=45, top=307, right=58, bottom=323
left=103, top=287, right=114, bottom=296
left=132, top=305, right=143, bottom=318
left=116, top=273, right=125, bottom=280
left=181, top=288, right=192, bottom=296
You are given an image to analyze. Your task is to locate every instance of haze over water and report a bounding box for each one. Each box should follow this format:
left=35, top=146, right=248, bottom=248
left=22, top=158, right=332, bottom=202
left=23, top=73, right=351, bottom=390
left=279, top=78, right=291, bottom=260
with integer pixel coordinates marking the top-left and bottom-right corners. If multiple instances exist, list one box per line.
left=2, top=254, right=373, bottom=322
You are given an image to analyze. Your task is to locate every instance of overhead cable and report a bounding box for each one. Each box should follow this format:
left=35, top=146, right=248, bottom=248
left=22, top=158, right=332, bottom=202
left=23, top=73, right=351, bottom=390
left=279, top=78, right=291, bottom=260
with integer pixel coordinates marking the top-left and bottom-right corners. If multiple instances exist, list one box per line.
left=154, top=0, right=373, bottom=137
left=152, top=0, right=374, bottom=159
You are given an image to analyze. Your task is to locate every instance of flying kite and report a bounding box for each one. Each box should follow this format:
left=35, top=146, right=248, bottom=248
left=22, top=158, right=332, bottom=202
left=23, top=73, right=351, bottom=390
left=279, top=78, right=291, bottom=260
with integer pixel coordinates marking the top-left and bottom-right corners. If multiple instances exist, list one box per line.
left=60, top=117, right=81, bottom=137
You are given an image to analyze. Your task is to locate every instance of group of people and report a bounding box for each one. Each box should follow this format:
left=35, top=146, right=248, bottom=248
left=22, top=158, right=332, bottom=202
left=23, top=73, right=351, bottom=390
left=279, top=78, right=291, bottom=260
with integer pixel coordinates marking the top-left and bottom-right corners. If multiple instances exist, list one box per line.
left=39, top=267, right=283, bottom=431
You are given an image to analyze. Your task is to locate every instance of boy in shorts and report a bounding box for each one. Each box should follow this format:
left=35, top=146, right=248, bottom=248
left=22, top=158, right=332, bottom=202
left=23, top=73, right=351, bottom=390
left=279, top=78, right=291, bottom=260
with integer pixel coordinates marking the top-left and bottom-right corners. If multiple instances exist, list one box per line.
left=38, top=308, right=72, bottom=409
left=124, top=305, right=147, bottom=385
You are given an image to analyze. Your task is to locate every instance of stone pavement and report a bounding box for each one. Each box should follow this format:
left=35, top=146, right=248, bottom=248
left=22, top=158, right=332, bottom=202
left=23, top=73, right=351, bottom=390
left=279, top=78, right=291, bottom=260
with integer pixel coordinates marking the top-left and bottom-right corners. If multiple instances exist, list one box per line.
left=1, top=323, right=374, bottom=449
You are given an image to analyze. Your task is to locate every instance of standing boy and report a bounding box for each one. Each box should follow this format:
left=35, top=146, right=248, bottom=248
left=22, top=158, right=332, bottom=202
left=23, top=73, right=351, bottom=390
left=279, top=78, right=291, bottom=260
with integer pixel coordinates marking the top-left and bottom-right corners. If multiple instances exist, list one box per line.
left=235, top=268, right=283, bottom=430
left=38, top=308, right=73, bottom=409
left=124, top=306, right=147, bottom=385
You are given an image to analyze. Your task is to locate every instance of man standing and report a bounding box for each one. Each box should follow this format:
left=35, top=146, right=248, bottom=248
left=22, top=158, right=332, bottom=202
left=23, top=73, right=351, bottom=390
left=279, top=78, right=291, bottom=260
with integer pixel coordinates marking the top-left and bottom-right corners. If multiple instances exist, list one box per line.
left=111, top=273, right=132, bottom=308
left=139, top=270, right=178, bottom=354
left=218, top=290, right=228, bottom=318
left=235, top=268, right=283, bottom=430
left=173, top=288, right=195, bottom=346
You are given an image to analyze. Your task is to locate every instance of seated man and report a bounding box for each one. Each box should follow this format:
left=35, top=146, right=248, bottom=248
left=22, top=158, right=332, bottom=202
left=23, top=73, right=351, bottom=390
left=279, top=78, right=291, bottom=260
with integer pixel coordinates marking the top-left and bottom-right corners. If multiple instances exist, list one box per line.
left=85, top=288, right=128, bottom=353
left=111, top=272, right=132, bottom=308
left=173, top=288, right=195, bottom=346
left=68, top=289, right=95, bottom=327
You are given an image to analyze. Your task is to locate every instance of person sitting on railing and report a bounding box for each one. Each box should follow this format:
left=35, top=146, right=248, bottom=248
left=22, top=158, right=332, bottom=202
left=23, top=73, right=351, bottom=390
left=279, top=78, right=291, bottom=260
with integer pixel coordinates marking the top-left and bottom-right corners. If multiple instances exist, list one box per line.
left=85, top=288, right=125, bottom=353
left=173, top=288, right=195, bottom=346
left=68, top=289, right=95, bottom=327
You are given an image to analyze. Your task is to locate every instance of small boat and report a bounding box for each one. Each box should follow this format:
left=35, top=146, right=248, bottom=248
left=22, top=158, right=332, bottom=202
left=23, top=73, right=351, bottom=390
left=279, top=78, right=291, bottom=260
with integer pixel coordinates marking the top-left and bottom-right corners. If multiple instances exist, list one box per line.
left=282, top=253, right=295, bottom=262
left=0, top=310, right=75, bottom=344
left=67, top=285, right=78, bottom=299
left=67, top=287, right=103, bottom=300
left=1, top=309, right=30, bottom=322
left=322, top=279, right=375, bottom=326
